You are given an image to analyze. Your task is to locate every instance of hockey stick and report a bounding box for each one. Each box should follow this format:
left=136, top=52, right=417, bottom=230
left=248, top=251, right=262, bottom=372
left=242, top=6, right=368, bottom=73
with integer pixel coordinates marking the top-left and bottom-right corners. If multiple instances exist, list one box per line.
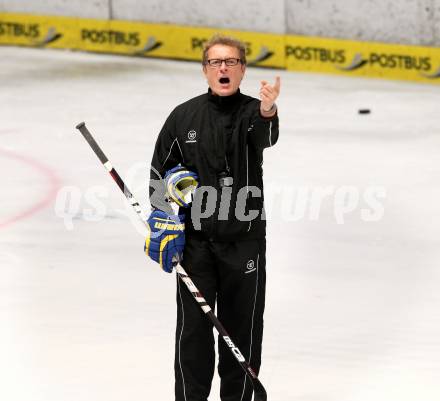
left=75, top=122, right=267, bottom=401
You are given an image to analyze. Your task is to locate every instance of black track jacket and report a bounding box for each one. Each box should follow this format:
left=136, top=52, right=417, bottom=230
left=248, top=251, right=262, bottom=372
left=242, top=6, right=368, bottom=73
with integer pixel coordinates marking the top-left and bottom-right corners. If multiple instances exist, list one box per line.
left=150, top=88, right=279, bottom=241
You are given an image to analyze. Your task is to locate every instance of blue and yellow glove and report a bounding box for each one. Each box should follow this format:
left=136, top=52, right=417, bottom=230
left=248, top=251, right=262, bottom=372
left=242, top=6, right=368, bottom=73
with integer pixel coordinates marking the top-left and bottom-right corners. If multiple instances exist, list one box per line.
left=144, top=209, right=185, bottom=273
left=164, top=165, right=198, bottom=208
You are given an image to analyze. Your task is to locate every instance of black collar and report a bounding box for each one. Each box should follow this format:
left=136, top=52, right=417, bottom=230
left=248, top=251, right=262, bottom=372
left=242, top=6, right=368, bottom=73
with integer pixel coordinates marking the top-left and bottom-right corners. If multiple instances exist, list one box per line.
left=207, top=88, right=241, bottom=111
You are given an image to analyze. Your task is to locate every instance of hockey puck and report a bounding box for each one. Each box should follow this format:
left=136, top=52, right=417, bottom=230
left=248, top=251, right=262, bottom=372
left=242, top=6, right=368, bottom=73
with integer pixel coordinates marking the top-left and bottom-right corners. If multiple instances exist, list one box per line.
left=358, top=109, right=371, bottom=114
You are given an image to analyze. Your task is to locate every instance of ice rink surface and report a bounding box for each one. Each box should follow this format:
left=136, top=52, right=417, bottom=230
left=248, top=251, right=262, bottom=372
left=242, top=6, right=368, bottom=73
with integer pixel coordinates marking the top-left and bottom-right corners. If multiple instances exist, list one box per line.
left=1, top=46, right=440, bottom=401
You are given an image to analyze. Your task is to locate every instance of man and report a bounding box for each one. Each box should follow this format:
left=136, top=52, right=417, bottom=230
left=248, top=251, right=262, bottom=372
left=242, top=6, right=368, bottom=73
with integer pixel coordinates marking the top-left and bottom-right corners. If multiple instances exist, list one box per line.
left=146, top=34, right=280, bottom=401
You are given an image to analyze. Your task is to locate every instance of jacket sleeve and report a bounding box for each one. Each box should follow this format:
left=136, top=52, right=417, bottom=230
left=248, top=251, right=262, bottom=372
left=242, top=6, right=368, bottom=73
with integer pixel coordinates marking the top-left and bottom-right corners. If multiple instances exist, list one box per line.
left=247, top=106, right=279, bottom=149
left=149, top=109, right=184, bottom=211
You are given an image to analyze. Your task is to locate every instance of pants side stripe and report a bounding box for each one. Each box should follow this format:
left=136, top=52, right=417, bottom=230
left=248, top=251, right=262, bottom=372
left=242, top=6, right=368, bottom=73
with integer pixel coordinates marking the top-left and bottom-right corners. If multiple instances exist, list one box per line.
left=240, top=252, right=260, bottom=401
left=177, top=277, right=188, bottom=401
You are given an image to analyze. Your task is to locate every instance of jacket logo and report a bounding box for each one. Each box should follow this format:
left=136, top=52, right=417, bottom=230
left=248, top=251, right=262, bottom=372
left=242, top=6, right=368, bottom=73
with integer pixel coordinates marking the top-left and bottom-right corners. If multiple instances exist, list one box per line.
left=245, top=259, right=256, bottom=274
left=186, top=130, right=197, bottom=143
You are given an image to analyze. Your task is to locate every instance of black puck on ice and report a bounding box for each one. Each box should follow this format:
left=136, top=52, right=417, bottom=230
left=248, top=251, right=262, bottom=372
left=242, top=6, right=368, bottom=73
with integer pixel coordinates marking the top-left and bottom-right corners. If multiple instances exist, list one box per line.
left=358, top=109, right=371, bottom=114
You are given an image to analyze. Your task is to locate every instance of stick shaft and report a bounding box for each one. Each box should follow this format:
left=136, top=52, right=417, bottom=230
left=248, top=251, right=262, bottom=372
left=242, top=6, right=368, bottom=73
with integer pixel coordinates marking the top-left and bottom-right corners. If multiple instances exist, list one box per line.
left=76, top=122, right=144, bottom=219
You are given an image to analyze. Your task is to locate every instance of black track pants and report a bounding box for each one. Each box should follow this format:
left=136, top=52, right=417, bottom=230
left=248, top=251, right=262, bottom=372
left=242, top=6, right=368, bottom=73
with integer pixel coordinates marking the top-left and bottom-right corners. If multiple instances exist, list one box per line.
left=175, top=237, right=266, bottom=401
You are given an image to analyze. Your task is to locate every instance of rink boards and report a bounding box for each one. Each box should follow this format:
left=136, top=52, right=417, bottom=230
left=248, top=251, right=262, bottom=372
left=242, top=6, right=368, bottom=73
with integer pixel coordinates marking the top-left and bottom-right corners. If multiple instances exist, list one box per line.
left=1, top=12, right=440, bottom=84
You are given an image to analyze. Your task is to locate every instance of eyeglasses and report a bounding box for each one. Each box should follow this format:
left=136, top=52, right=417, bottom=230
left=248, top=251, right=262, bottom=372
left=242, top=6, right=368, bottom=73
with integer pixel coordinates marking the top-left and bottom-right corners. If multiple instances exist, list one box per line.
left=205, top=58, right=242, bottom=67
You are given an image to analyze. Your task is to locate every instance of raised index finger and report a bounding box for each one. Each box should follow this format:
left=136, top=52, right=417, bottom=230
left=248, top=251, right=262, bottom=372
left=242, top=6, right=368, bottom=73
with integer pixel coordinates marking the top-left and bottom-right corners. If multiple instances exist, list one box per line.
left=274, top=76, right=281, bottom=92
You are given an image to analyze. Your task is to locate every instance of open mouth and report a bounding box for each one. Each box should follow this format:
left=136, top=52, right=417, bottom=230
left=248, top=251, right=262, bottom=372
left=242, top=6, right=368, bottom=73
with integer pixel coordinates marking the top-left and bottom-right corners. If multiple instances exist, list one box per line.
left=219, top=77, right=230, bottom=84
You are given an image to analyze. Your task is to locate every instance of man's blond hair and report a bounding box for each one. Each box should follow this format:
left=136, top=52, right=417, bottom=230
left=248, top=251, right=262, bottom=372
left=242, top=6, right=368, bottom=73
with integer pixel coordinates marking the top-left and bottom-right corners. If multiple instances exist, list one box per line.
left=202, top=34, right=247, bottom=65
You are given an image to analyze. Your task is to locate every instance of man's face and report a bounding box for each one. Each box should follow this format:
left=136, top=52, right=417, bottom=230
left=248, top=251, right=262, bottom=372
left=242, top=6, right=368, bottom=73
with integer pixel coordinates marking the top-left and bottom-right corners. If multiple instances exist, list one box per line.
left=203, top=44, right=246, bottom=96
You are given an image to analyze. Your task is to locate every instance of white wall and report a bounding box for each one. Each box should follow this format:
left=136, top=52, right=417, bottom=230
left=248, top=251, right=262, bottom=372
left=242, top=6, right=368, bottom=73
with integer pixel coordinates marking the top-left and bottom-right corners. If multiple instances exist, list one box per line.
left=0, top=0, right=110, bottom=19
left=435, top=0, right=440, bottom=44
left=286, top=0, right=438, bottom=46
left=111, top=0, right=287, bottom=34
left=1, top=0, right=440, bottom=46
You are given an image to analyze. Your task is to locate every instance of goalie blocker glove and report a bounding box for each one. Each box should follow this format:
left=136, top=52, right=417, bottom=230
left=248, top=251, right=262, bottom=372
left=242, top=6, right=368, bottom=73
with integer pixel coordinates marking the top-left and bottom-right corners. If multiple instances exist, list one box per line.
left=164, top=165, right=198, bottom=208
left=145, top=209, right=185, bottom=273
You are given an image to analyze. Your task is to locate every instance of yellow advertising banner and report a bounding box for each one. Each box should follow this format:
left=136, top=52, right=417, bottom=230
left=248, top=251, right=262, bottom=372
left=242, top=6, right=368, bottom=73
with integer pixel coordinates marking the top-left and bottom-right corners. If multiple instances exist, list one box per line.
left=0, top=13, right=285, bottom=68
left=285, top=35, right=440, bottom=84
left=1, top=12, right=440, bottom=84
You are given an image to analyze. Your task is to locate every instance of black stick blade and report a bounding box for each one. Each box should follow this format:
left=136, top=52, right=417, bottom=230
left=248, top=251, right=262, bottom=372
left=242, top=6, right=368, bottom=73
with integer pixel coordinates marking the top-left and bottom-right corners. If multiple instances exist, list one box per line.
left=253, top=379, right=267, bottom=401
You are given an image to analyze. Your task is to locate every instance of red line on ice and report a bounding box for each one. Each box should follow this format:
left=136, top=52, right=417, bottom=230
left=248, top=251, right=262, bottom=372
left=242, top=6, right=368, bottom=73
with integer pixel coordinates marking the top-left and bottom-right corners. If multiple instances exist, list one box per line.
left=0, top=148, right=61, bottom=229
